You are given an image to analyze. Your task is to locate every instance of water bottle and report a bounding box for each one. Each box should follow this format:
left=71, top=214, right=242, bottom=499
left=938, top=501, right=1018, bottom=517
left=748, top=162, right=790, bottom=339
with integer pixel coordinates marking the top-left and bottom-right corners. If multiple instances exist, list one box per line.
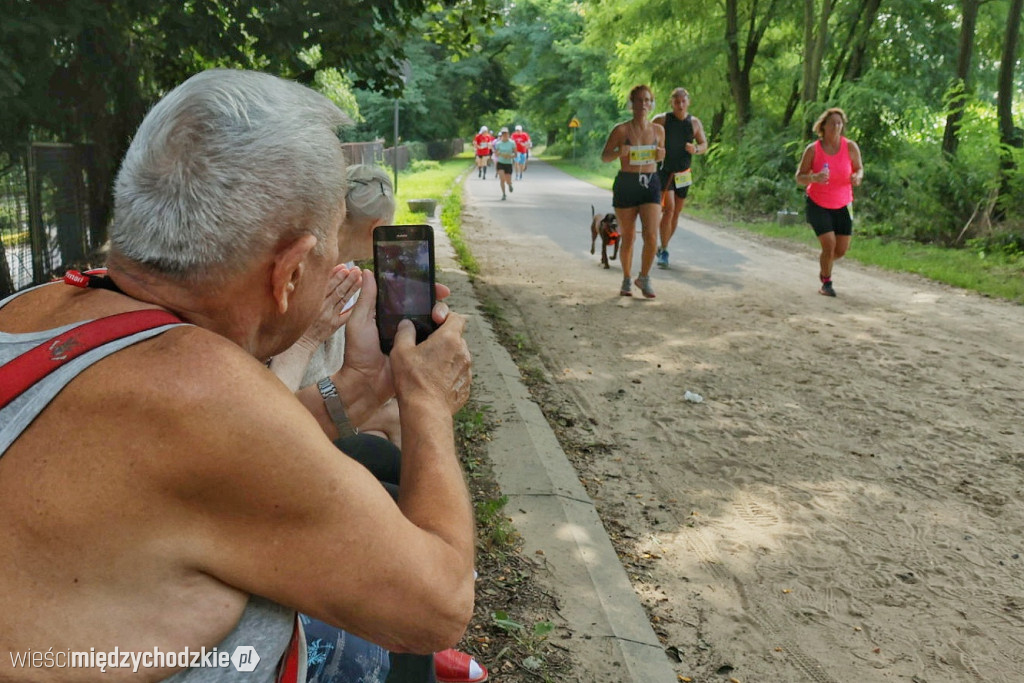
left=821, top=162, right=830, bottom=183
left=684, top=390, right=704, bottom=404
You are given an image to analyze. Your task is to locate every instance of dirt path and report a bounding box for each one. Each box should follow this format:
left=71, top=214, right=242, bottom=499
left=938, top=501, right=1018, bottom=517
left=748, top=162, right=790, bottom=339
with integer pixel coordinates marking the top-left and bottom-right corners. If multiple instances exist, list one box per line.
left=459, top=161, right=1024, bottom=682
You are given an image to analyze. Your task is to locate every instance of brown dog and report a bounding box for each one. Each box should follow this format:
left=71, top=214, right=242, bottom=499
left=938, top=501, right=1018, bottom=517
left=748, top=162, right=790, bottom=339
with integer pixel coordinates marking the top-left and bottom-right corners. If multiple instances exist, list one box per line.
left=590, top=206, right=620, bottom=269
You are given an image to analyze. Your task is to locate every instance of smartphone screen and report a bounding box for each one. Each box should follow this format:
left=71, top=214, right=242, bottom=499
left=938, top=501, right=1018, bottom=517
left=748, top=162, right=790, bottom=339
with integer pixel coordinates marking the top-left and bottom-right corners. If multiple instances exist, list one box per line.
left=373, top=224, right=437, bottom=354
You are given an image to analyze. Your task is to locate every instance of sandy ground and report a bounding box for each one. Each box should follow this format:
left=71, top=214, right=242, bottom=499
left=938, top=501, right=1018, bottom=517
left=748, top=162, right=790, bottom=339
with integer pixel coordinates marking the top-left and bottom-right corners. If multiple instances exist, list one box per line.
left=458, top=161, right=1024, bottom=682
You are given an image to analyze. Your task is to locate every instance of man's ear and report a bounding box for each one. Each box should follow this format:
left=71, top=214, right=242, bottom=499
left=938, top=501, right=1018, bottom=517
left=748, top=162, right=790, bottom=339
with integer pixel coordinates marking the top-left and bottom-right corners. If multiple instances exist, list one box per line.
left=271, top=234, right=319, bottom=314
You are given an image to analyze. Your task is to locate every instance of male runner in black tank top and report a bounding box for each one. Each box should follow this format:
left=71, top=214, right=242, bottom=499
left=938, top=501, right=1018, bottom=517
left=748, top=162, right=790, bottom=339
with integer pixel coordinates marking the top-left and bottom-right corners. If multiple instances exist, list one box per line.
left=652, top=87, right=707, bottom=268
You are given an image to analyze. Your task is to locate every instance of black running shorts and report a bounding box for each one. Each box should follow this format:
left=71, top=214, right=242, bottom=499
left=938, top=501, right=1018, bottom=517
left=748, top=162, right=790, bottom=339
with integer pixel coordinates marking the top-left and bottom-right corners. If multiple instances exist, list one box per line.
left=805, top=196, right=853, bottom=236
left=613, top=172, right=662, bottom=208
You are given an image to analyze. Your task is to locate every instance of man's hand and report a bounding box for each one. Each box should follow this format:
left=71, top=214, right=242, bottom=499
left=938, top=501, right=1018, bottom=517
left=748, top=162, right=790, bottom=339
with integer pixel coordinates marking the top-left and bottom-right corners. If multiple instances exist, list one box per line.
left=335, top=271, right=456, bottom=427
left=389, top=299, right=471, bottom=417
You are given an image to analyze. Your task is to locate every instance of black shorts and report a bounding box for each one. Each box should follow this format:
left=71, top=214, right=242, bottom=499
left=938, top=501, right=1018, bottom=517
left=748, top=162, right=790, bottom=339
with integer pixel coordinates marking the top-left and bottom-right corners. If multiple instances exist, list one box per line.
left=612, top=172, right=662, bottom=208
left=657, top=169, right=690, bottom=199
left=806, top=196, right=853, bottom=236
left=496, top=162, right=513, bottom=174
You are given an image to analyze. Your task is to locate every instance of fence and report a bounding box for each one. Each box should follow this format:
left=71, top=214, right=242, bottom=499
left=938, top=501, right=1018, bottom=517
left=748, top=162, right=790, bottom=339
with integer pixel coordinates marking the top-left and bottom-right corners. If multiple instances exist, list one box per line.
left=0, top=138, right=466, bottom=296
left=0, top=143, right=101, bottom=297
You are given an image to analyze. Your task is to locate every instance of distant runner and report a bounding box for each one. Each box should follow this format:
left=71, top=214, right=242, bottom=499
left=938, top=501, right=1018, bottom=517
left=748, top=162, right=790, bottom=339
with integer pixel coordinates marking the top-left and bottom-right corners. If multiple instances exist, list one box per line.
left=474, top=126, right=494, bottom=179
left=511, top=125, right=533, bottom=180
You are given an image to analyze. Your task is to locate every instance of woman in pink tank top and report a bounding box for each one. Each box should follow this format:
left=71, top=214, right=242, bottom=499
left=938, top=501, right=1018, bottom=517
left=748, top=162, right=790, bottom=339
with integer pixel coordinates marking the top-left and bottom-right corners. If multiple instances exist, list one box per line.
left=795, top=107, right=864, bottom=297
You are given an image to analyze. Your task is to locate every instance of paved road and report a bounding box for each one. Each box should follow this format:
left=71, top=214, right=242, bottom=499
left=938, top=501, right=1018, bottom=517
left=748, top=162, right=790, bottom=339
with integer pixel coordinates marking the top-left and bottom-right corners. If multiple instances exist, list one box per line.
left=462, top=160, right=747, bottom=288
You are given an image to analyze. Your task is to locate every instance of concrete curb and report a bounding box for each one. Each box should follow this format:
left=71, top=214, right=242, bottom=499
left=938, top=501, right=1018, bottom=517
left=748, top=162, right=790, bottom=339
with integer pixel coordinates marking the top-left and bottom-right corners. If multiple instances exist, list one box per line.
left=430, top=211, right=678, bottom=682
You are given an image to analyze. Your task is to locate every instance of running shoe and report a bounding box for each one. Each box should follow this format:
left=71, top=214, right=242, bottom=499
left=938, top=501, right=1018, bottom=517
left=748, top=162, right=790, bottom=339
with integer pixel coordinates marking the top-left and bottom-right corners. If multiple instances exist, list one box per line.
left=657, top=248, right=669, bottom=268
left=620, top=276, right=632, bottom=296
left=819, top=281, right=836, bottom=297
left=435, top=649, right=488, bottom=683
left=635, top=275, right=656, bottom=298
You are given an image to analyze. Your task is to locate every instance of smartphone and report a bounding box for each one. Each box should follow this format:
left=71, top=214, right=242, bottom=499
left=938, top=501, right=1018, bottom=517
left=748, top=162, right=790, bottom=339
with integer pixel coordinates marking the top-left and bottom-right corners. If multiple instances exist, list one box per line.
left=373, top=224, right=437, bottom=354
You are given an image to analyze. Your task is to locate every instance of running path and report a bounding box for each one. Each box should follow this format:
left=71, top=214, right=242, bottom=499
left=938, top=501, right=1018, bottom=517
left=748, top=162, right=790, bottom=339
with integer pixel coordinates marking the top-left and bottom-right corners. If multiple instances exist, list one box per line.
left=459, top=159, right=1024, bottom=683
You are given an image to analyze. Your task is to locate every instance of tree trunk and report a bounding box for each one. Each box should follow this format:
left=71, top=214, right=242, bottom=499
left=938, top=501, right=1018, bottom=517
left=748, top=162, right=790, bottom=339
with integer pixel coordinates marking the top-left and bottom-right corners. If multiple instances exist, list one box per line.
left=726, top=0, right=781, bottom=130
left=996, top=0, right=1024, bottom=215
left=840, top=0, right=882, bottom=83
left=782, top=78, right=801, bottom=128
left=942, top=0, right=982, bottom=157
left=825, top=0, right=882, bottom=97
left=799, top=0, right=834, bottom=136
left=801, top=0, right=817, bottom=104
left=725, top=0, right=752, bottom=127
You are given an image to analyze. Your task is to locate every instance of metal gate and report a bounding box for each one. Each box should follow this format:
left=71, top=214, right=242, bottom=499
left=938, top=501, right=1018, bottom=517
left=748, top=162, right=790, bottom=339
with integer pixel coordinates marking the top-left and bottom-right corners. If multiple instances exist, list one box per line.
left=0, top=143, right=100, bottom=297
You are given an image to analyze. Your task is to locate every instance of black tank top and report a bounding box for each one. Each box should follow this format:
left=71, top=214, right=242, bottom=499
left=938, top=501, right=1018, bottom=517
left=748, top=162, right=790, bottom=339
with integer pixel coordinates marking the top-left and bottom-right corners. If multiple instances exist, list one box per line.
left=661, top=113, right=694, bottom=173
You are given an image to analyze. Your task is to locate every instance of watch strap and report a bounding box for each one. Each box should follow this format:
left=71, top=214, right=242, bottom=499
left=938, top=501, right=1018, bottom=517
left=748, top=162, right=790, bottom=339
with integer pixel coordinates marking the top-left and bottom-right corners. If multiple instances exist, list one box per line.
left=316, top=377, right=357, bottom=438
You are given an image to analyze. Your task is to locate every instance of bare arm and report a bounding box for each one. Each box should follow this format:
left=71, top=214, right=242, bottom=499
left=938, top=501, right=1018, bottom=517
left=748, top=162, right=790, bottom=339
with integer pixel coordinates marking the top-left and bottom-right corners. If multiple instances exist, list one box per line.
left=848, top=140, right=864, bottom=186
left=689, top=116, right=708, bottom=155
left=159, top=317, right=475, bottom=654
left=795, top=143, right=827, bottom=187
left=600, top=123, right=627, bottom=163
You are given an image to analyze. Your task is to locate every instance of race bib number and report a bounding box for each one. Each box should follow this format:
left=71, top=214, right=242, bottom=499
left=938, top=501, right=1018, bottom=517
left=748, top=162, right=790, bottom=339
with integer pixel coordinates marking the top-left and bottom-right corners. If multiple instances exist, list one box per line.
left=674, top=169, right=693, bottom=188
left=629, top=145, right=657, bottom=164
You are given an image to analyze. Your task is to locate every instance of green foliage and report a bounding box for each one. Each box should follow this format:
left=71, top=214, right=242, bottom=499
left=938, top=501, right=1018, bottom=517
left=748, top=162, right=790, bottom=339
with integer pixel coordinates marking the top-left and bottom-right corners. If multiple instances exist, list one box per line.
left=489, top=610, right=556, bottom=673
left=455, top=405, right=492, bottom=441
left=1, top=0, right=497, bottom=234
left=354, top=35, right=516, bottom=144
left=409, top=159, right=442, bottom=173
left=696, top=119, right=802, bottom=216
left=476, top=496, right=519, bottom=551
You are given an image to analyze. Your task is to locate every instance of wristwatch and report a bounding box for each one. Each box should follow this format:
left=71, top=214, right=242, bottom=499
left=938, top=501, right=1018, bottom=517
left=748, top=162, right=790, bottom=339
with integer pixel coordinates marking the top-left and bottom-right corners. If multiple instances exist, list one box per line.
left=316, top=377, right=358, bottom=438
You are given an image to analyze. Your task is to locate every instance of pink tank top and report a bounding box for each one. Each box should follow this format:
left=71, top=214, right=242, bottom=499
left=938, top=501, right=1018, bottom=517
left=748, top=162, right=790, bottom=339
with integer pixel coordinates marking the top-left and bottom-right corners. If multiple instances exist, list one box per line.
left=806, top=137, right=853, bottom=209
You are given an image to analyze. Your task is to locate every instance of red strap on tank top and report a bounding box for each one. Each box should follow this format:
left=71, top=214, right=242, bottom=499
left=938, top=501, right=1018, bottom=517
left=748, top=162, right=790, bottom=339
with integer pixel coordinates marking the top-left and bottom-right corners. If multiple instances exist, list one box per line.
left=0, top=309, right=181, bottom=410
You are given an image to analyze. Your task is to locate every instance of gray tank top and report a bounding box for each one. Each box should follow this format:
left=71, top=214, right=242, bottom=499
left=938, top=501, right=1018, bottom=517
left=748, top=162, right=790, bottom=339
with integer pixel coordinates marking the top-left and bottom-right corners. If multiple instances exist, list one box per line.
left=0, top=286, right=295, bottom=682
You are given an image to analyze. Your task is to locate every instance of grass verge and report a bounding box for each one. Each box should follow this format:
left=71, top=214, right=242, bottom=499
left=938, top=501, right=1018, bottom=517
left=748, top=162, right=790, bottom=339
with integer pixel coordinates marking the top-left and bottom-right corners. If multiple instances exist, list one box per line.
left=398, top=156, right=571, bottom=682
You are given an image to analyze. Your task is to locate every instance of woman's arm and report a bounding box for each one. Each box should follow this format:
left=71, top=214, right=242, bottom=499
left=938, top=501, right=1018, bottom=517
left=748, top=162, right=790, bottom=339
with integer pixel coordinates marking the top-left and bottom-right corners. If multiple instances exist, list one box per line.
left=600, top=123, right=625, bottom=163
left=795, top=144, right=826, bottom=187
left=848, top=140, right=864, bottom=186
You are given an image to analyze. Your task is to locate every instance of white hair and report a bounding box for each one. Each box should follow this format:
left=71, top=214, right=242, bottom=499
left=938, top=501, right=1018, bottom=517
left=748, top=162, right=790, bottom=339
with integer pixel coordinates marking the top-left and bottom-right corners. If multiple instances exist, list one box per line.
left=110, top=69, right=350, bottom=281
left=345, top=164, right=395, bottom=228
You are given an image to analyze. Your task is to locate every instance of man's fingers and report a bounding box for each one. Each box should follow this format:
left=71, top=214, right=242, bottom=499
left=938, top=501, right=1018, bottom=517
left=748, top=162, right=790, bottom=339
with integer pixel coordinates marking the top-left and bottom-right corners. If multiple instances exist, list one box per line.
left=351, top=269, right=376, bottom=319
left=392, top=318, right=417, bottom=350
left=431, top=301, right=450, bottom=325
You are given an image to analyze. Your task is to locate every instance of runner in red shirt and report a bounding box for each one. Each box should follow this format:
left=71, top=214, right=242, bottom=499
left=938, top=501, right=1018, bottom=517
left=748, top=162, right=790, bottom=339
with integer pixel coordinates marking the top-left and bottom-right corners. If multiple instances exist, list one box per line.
left=510, top=125, right=532, bottom=180
left=473, top=126, right=495, bottom=180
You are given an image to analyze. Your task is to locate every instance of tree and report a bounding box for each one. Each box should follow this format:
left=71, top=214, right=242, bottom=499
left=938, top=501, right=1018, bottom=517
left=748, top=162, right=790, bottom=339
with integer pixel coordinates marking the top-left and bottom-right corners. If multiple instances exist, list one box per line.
left=997, top=0, right=1024, bottom=208
left=0, top=0, right=496, bottom=233
left=942, top=0, right=984, bottom=157
left=801, top=0, right=835, bottom=107
left=725, top=0, right=783, bottom=128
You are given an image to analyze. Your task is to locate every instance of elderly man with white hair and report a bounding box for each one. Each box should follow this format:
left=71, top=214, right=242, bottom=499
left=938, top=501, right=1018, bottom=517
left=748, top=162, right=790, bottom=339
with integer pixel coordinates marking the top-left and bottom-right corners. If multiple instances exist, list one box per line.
left=0, top=69, right=476, bottom=683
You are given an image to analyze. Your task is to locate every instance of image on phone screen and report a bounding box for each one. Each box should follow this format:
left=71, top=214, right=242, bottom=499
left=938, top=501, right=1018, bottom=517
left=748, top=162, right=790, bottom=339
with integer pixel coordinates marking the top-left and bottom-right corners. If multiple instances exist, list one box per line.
left=374, top=225, right=436, bottom=353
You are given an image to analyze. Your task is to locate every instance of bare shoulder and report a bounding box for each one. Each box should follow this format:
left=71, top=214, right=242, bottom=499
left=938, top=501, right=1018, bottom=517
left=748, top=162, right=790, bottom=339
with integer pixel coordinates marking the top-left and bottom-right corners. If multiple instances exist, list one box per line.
left=610, top=120, right=628, bottom=137
left=651, top=112, right=667, bottom=125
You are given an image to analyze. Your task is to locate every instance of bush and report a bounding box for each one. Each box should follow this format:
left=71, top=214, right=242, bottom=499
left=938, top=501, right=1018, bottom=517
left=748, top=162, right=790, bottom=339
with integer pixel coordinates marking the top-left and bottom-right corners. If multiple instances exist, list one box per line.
left=699, top=119, right=799, bottom=218
left=409, top=159, right=442, bottom=173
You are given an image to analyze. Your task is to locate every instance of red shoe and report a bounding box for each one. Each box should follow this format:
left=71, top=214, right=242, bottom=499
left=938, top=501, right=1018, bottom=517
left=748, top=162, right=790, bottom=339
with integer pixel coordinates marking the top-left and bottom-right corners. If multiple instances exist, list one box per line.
left=434, top=648, right=488, bottom=682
